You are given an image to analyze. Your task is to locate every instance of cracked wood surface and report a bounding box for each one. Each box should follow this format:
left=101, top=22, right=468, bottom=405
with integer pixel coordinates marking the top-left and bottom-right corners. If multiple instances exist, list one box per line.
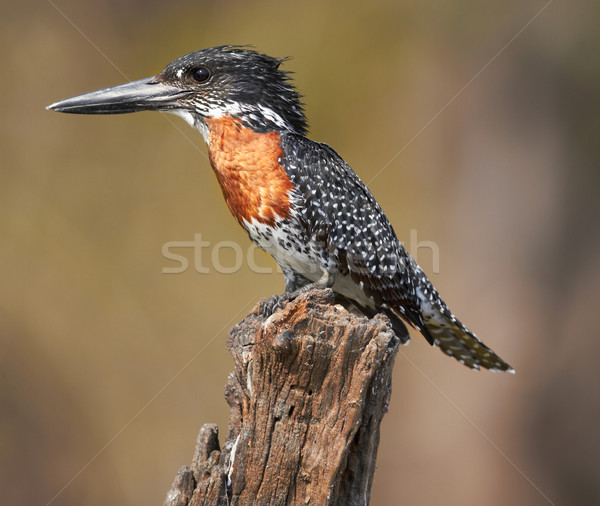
left=164, top=289, right=400, bottom=506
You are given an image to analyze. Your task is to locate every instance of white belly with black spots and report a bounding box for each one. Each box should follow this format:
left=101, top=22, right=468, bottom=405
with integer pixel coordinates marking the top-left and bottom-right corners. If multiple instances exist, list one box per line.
left=243, top=217, right=326, bottom=279
left=243, top=217, right=375, bottom=309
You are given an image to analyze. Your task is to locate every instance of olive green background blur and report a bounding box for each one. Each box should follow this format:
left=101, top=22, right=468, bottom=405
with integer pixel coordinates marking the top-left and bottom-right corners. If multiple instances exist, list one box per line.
left=2, top=0, right=599, bottom=504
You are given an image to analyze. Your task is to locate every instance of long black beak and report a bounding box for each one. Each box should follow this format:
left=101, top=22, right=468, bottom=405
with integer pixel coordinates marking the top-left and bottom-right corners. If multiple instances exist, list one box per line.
left=46, top=76, right=192, bottom=114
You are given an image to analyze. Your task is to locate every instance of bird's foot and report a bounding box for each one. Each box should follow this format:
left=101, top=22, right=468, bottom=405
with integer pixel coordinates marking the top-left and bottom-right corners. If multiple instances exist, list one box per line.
left=285, top=271, right=334, bottom=302
left=259, top=293, right=290, bottom=318
left=259, top=272, right=335, bottom=318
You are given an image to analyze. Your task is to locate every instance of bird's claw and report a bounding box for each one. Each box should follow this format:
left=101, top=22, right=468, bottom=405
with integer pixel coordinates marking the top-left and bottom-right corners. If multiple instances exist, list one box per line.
left=260, top=293, right=290, bottom=318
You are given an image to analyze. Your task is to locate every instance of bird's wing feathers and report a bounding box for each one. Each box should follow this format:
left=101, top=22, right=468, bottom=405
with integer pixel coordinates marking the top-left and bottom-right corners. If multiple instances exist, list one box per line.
left=279, top=133, right=424, bottom=328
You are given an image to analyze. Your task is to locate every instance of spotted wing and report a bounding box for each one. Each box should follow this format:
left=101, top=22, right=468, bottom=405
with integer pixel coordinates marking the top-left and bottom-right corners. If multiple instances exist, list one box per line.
left=279, top=133, right=425, bottom=330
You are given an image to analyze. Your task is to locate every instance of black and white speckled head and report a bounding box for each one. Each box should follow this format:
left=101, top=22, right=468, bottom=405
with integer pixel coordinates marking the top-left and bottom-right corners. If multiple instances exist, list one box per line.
left=47, top=46, right=307, bottom=136
left=157, top=46, right=307, bottom=135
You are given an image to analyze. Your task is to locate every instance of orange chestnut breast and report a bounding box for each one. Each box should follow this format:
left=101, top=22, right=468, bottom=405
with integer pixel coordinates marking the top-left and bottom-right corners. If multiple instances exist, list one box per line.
left=204, top=116, right=295, bottom=227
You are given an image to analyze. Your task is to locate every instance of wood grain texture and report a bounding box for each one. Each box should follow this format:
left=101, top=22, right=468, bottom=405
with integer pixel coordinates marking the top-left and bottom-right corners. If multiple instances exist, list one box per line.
left=164, top=289, right=400, bottom=506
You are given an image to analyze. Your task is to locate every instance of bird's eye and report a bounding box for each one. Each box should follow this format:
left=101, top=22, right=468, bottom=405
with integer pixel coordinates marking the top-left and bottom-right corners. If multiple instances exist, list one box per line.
left=192, top=67, right=210, bottom=83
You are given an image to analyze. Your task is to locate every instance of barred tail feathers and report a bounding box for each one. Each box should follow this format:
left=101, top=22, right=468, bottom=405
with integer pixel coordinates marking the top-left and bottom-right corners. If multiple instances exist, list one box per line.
left=414, top=269, right=513, bottom=372
left=422, top=302, right=513, bottom=372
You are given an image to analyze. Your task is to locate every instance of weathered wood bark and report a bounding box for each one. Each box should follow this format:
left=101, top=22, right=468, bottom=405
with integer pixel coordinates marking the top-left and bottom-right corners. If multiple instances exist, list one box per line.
left=164, top=288, right=400, bottom=506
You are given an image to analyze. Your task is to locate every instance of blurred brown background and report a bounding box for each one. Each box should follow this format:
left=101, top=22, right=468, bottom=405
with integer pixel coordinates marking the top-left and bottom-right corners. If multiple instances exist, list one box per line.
left=2, top=0, right=599, bottom=504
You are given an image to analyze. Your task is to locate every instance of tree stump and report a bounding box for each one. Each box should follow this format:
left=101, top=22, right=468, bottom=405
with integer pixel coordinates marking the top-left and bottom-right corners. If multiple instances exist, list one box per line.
left=164, top=288, right=400, bottom=506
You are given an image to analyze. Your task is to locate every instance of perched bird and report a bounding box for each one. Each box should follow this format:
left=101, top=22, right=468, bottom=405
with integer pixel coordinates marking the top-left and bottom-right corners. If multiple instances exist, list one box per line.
left=48, top=45, right=513, bottom=372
